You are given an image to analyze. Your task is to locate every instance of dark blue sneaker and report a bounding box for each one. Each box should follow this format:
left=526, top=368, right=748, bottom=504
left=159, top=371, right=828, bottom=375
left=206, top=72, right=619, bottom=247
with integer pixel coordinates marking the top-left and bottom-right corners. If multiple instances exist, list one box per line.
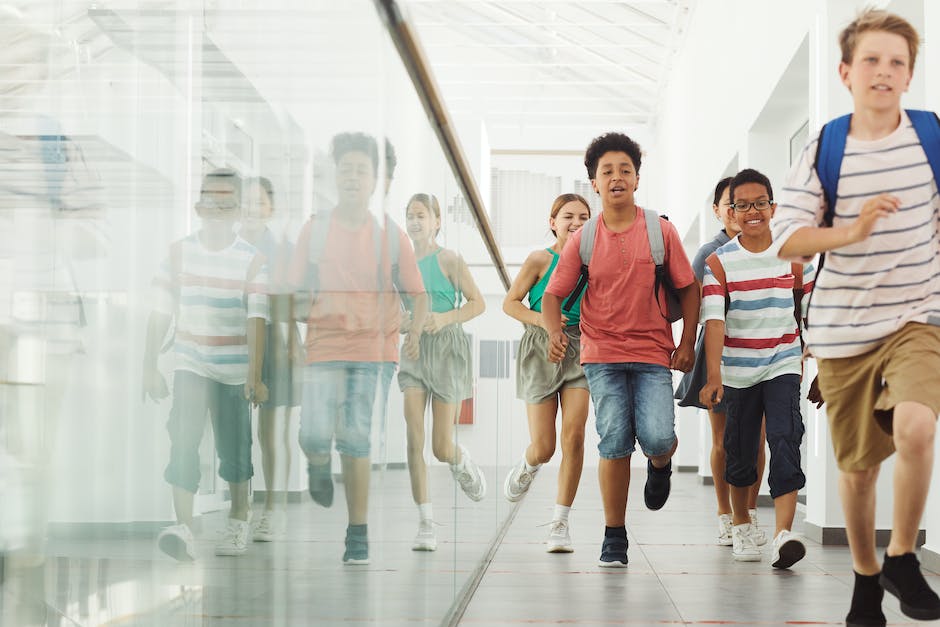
left=307, top=462, right=333, bottom=508
left=343, top=525, right=369, bottom=565
left=644, top=459, right=672, bottom=510
left=598, top=534, right=628, bottom=568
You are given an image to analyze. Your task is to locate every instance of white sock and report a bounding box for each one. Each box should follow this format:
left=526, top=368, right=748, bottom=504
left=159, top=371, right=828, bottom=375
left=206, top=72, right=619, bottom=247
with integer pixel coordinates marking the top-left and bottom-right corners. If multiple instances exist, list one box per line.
left=524, top=459, right=541, bottom=473
left=553, top=504, right=571, bottom=522
left=418, top=503, right=434, bottom=522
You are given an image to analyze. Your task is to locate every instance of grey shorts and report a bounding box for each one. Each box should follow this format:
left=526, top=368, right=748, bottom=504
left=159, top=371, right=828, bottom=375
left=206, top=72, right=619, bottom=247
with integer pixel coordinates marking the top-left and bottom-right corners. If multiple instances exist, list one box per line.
left=515, top=324, right=588, bottom=404
left=397, top=323, right=472, bottom=403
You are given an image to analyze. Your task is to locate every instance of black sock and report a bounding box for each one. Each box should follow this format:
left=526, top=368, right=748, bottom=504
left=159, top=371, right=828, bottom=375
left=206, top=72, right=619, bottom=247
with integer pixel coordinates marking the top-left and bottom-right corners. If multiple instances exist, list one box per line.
left=604, top=526, right=627, bottom=538
left=846, top=571, right=885, bottom=625
left=347, top=524, right=367, bottom=536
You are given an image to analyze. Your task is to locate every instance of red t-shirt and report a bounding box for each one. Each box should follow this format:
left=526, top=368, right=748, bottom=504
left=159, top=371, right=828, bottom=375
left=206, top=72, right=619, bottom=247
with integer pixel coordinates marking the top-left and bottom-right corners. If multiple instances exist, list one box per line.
left=288, top=212, right=424, bottom=363
left=545, top=207, right=694, bottom=367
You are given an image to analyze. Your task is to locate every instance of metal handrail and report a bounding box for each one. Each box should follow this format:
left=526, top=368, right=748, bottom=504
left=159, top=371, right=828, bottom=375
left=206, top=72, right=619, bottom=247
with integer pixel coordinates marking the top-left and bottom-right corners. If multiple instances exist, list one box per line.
left=373, top=0, right=511, bottom=290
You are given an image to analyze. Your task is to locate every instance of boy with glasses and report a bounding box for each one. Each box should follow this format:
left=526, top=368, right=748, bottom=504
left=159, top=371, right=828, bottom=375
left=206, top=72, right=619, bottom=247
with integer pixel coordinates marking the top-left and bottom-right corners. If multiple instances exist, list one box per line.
left=699, top=168, right=814, bottom=568
left=774, top=8, right=940, bottom=625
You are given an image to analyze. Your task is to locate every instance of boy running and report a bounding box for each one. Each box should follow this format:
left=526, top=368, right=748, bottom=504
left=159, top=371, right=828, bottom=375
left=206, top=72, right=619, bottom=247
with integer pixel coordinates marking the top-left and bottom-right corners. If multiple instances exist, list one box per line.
left=542, top=132, right=699, bottom=567
left=699, top=168, right=813, bottom=569
left=774, top=9, right=940, bottom=625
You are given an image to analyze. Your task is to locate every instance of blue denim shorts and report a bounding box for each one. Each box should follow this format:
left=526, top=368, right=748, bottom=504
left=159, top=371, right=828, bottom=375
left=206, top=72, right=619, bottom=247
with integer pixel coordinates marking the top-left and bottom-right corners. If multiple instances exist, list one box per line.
left=583, top=362, right=677, bottom=459
left=299, top=361, right=394, bottom=459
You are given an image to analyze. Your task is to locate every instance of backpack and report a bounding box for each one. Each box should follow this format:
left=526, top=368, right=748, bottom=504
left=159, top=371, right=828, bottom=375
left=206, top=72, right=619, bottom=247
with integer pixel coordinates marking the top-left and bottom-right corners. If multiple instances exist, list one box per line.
left=704, top=253, right=804, bottom=335
left=814, top=109, right=940, bottom=227
left=562, top=208, right=682, bottom=323
left=305, top=210, right=402, bottom=298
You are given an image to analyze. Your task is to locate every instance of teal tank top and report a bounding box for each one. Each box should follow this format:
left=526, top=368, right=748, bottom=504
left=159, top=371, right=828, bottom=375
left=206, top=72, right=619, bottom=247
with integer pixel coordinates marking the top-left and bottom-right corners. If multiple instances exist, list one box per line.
left=418, top=249, right=459, bottom=313
left=527, top=248, right=581, bottom=326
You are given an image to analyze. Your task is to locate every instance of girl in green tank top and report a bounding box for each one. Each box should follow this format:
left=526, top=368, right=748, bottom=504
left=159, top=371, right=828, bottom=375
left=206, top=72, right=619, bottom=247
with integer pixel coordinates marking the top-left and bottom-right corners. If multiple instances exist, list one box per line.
left=501, top=193, right=592, bottom=553
left=400, top=193, right=487, bottom=552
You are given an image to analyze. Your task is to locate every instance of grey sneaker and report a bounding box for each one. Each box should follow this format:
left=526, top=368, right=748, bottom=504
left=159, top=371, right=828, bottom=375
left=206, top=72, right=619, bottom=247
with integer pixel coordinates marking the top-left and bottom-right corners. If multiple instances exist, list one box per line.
left=503, top=459, right=538, bottom=502
left=343, top=526, right=369, bottom=565
left=546, top=519, right=573, bottom=553
left=450, top=446, right=486, bottom=502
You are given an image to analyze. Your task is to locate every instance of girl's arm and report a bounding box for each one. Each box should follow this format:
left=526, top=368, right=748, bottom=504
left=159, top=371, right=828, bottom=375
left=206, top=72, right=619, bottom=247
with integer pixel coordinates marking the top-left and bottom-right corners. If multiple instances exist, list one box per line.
left=443, top=249, right=486, bottom=324
left=502, top=250, right=550, bottom=328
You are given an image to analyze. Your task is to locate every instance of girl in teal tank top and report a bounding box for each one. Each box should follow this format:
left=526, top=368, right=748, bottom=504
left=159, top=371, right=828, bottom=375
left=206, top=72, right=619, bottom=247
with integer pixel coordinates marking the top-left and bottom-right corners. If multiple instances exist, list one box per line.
left=399, top=193, right=487, bottom=552
left=501, top=193, right=592, bottom=553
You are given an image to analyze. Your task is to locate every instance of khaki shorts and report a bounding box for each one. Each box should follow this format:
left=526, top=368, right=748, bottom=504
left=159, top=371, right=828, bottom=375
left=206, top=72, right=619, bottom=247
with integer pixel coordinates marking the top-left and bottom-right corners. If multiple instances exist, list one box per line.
left=816, top=322, right=940, bottom=472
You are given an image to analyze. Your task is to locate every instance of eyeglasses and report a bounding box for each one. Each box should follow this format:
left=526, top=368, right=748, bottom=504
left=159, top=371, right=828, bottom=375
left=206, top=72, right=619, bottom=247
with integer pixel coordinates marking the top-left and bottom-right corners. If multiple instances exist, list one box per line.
left=731, top=200, right=773, bottom=213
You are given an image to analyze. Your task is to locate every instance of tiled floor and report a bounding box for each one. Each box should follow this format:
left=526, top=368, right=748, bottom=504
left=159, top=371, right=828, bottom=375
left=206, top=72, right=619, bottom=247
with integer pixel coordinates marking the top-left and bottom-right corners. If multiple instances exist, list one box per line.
left=1, top=466, right=936, bottom=626
left=460, top=466, right=935, bottom=626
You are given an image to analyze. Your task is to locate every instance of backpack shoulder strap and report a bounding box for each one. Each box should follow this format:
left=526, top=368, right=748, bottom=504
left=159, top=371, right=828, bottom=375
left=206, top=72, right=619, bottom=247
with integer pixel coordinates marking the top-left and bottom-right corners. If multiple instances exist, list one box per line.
left=907, top=109, right=940, bottom=189
left=813, top=113, right=851, bottom=227
left=705, top=252, right=729, bottom=315
left=383, top=214, right=402, bottom=292
left=562, top=214, right=599, bottom=312
left=578, top=214, right=599, bottom=266
left=643, top=208, right=665, bottom=266
left=791, top=263, right=803, bottom=290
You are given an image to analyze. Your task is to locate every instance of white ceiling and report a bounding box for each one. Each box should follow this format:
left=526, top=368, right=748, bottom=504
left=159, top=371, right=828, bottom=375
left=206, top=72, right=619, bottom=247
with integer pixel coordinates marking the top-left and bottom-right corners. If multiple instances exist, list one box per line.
left=401, top=0, right=695, bottom=149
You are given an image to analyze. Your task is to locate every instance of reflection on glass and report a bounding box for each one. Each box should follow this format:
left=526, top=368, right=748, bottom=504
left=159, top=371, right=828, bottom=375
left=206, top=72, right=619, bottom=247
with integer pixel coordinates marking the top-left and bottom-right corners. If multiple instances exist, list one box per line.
left=287, top=132, right=428, bottom=564
left=144, top=168, right=268, bottom=560
left=400, top=193, right=487, bottom=551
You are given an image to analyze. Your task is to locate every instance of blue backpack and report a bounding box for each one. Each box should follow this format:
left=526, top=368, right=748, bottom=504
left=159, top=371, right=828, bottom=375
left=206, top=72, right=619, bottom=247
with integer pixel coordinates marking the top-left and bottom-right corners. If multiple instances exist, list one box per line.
left=814, top=108, right=940, bottom=226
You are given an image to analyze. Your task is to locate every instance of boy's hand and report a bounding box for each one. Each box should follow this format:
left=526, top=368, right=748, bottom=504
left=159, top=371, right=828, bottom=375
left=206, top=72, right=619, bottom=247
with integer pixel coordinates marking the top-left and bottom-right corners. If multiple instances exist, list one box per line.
left=699, top=378, right=723, bottom=410
left=546, top=330, right=568, bottom=363
left=848, top=194, right=900, bottom=243
left=403, top=331, right=421, bottom=360
left=670, top=341, right=694, bottom=372
left=245, top=380, right=268, bottom=406
left=807, top=375, right=824, bottom=409
left=142, top=367, right=169, bottom=402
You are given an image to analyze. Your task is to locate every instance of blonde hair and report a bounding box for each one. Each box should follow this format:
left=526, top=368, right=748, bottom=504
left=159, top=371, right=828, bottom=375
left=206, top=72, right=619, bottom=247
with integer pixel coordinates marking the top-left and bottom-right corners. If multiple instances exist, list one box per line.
left=839, top=8, right=919, bottom=71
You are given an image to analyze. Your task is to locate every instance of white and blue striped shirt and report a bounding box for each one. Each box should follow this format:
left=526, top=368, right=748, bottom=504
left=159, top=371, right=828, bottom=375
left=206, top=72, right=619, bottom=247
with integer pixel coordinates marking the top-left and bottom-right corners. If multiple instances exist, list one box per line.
left=772, top=110, right=940, bottom=359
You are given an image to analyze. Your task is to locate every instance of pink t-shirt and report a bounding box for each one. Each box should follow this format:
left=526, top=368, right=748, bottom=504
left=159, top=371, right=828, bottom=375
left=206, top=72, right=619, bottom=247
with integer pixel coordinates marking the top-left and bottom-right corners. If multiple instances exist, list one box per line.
left=545, top=207, right=695, bottom=367
left=288, top=212, right=424, bottom=363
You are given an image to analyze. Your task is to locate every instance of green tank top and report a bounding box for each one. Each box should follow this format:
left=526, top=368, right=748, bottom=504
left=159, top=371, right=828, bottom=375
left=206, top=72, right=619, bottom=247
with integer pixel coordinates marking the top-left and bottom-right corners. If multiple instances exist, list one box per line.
left=418, top=249, right=459, bottom=313
left=527, top=248, right=581, bottom=326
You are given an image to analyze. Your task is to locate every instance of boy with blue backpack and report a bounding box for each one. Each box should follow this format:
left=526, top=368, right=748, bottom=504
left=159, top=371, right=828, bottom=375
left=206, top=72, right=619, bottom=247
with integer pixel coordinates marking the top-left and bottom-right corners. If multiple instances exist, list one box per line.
left=774, top=9, right=940, bottom=626
left=542, top=132, right=699, bottom=567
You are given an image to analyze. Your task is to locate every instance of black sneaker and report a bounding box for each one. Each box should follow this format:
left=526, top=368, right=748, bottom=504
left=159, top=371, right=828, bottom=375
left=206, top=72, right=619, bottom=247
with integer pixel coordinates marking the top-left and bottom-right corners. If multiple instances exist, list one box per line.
left=598, top=534, right=628, bottom=568
left=644, top=459, right=672, bottom=510
left=307, top=462, right=334, bottom=507
left=845, top=571, right=885, bottom=627
left=879, top=552, right=940, bottom=621
left=343, top=525, right=369, bottom=565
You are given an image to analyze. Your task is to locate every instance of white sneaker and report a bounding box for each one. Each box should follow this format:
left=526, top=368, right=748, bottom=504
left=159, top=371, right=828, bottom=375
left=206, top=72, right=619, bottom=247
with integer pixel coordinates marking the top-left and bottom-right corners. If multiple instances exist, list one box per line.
left=412, top=519, right=437, bottom=552
left=546, top=519, right=573, bottom=553
left=717, top=514, right=733, bottom=546
left=748, top=508, right=768, bottom=546
left=770, top=529, right=806, bottom=569
left=157, top=524, right=196, bottom=562
left=451, top=446, right=486, bottom=502
left=503, top=459, right=538, bottom=502
left=253, top=510, right=286, bottom=542
left=215, top=519, right=250, bottom=556
left=731, top=523, right=762, bottom=562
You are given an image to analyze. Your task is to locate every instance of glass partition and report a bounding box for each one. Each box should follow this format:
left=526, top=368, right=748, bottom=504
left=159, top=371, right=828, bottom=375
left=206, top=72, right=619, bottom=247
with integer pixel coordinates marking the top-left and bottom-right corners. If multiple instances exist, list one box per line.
left=0, top=1, right=512, bottom=624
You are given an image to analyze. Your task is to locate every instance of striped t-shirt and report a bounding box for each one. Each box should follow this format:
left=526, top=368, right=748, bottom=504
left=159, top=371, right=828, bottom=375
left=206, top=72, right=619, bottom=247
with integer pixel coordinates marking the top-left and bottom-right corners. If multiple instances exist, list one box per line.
left=153, top=233, right=270, bottom=384
left=701, top=237, right=815, bottom=389
left=773, top=110, right=940, bottom=359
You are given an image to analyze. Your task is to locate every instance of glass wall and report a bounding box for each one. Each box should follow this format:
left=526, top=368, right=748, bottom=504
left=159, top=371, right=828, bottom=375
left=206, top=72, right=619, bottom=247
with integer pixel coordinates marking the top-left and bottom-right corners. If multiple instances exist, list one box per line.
left=0, top=1, right=512, bottom=624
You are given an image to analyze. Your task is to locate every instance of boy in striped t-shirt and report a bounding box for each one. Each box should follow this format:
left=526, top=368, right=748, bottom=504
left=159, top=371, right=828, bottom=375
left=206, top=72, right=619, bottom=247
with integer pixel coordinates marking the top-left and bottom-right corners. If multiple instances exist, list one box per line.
left=773, top=9, right=940, bottom=625
left=143, top=168, right=269, bottom=561
left=699, top=168, right=815, bottom=569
